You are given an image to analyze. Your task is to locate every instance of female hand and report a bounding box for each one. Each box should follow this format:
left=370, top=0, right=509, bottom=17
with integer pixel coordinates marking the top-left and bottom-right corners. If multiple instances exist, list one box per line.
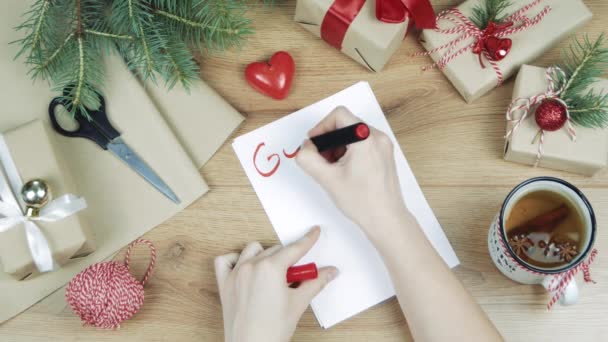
left=296, top=107, right=504, bottom=342
left=214, top=227, right=338, bottom=342
left=295, top=106, right=409, bottom=235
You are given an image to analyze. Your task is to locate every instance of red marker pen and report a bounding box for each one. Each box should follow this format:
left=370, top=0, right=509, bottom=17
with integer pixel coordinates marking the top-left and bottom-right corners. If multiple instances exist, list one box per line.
left=286, top=263, right=318, bottom=283
left=310, top=122, right=370, bottom=152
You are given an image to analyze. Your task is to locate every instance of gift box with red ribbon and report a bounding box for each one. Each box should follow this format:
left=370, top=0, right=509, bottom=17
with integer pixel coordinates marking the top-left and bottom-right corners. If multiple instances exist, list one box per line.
left=416, top=0, right=592, bottom=103
left=294, top=0, right=436, bottom=72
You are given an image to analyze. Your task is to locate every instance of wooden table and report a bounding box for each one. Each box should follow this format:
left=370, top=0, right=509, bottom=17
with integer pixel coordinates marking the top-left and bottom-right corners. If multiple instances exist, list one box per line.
left=2, top=1, right=607, bottom=341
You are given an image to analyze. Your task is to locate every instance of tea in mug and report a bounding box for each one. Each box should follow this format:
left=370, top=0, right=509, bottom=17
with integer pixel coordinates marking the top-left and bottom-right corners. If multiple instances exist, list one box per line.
left=505, top=190, right=586, bottom=269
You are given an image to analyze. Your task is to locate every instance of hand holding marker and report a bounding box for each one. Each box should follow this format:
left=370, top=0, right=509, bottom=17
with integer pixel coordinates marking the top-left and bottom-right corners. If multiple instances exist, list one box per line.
left=287, top=122, right=370, bottom=283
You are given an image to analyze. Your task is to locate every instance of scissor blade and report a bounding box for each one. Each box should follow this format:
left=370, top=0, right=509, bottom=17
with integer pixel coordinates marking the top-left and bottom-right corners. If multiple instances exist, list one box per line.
left=107, top=138, right=181, bottom=204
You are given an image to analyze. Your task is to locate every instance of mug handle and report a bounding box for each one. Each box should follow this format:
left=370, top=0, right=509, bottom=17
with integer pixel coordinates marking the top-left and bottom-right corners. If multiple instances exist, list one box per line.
left=542, top=277, right=579, bottom=306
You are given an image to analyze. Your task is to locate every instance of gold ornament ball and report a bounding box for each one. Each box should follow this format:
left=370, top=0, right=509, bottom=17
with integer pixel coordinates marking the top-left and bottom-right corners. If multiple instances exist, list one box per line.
left=21, top=179, right=51, bottom=217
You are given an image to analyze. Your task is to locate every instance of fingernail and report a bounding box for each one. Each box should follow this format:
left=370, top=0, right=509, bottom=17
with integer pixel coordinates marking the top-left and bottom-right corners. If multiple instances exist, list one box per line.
left=336, top=105, right=348, bottom=111
left=309, top=226, right=321, bottom=235
left=327, top=267, right=339, bottom=281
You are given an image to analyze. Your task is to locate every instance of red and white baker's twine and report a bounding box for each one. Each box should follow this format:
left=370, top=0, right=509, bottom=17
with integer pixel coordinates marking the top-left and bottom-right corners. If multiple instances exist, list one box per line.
left=125, top=238, right=156, bottom=286
left=65, top=239, right=156, bottom=328
left=505, top=66, right=576, bottom=166
left=495, top=217, right=597, bottom=310
left=413, top=0, right=551, bottom=86
left=545, top=249, right=597, bottom=310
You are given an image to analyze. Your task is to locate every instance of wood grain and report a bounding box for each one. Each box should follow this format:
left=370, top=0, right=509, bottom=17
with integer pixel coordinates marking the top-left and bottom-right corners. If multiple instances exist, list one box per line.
left=2, top=1, right=608, bottom=341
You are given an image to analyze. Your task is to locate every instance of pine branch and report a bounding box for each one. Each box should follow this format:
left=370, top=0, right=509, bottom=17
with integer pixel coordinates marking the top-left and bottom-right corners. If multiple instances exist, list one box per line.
left=13, top=0, right=54, bottom=61
left=34, top=32, right=74, bottom=78
left=71, top=0, right=87, bottom=110
left=50, top=34, right=104, bottom=118
left=470, top=0, right=512, bottom=29
left=199, top=0, right=253, bottom=50
left=128, top=0, right=156, bottom=77
left=73, top=37, right=85, bottom=107
left=21, top=1, right=76, bottom=80
left=30, top=0, right=51, bottom=52
left=567, top=91, right=608, bottom=128
left=152, top=0, right=253, bottom=53
left=153, top=28, right=199, bottom=89
left=154, top=9, right=241, bottom=35
left=84, top=29, right=133, bottom=40
left=560, top=34, right=608, bottom=98
left=557, top=34, right=608, bottom=128
left=15, top=0, right=268, bottom=118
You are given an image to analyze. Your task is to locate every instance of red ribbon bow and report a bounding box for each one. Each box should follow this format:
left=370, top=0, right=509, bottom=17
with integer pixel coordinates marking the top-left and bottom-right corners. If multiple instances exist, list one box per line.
left=471, top=21, right=514, bottom=68
left=376, top=0, right=436, bottom=27
left=321, top=0, right=436, bottom=50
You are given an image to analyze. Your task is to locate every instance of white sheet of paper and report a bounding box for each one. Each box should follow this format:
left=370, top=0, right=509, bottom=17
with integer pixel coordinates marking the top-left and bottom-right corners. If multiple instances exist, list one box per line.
left=232, top=82, right=459, bottom=328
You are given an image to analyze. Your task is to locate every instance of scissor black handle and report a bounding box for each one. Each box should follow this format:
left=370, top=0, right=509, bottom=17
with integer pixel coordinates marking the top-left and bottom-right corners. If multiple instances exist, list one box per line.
left=48, top=91, right=120, bottom=150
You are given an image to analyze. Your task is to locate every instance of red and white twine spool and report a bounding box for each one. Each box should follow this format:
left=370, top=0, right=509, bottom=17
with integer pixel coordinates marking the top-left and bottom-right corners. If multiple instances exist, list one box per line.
left=505, top=66, right=577, bottom=166
left=414, top=0, right=551, bottom=86
left=66, top=239, right=156, bottom=329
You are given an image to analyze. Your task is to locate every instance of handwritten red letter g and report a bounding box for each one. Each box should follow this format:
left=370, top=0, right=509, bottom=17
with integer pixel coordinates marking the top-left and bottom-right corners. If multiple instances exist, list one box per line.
left=253, top=142, right=280, bottom=177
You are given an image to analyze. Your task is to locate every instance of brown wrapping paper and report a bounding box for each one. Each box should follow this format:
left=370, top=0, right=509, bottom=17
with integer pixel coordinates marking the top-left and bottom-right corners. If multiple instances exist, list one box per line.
left=419, top=0, right=592, bottom=103
left=294, top=0, right=408, bottom=72
left=0, top=0, right=209, bottom=322
left=143, top=81, right=244, bottom=168
left=504, top=65, right=608, bottom=176
left=0, top=120, right=95, bottom=280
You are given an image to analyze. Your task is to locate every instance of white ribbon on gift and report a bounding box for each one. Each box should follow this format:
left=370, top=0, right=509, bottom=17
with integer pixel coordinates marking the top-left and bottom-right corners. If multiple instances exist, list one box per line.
left=0, top=134, right=87, bottom=273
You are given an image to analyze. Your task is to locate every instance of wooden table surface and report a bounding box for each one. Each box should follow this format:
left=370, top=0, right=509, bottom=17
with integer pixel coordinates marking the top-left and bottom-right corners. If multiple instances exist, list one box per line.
left=2, top=0, right=608, bottom=341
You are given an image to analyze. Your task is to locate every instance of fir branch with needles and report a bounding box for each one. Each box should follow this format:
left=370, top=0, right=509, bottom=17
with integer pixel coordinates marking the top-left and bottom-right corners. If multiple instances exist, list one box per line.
left=470, top=0, right=512, bottom=30
left=556, top=34, right=608, bottom=129
left=14, top=0, right=274, bottom=118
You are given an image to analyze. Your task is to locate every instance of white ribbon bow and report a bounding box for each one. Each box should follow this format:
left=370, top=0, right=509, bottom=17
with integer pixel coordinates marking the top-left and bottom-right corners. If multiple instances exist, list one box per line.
left=0, top=134, right=87, bottom=273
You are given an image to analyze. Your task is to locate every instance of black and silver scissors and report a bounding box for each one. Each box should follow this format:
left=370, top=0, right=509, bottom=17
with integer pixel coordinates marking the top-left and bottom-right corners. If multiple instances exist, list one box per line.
left=48, top=90, right=180, bottom=204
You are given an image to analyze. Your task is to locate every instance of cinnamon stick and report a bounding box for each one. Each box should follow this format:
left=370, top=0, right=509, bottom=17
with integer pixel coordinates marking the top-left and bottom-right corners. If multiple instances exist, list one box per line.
left=507, top=204, right=570, bottom=238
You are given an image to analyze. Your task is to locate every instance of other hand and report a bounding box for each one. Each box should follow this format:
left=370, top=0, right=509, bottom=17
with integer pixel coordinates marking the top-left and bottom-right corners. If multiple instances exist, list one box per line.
left=214, top=227, right=338, bottom=342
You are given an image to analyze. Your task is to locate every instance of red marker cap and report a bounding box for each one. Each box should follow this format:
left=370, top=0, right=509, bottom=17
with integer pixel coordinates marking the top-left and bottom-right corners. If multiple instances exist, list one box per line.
left=311, top=122, right=370, bottom=152
left=286, top=263, right=318, bottom=283
left=355, top=123, right=370, bottom=139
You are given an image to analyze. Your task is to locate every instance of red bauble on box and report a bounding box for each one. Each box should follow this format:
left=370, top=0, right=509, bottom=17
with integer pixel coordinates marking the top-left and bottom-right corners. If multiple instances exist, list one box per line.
left=535, top=99, right=568, bottom=131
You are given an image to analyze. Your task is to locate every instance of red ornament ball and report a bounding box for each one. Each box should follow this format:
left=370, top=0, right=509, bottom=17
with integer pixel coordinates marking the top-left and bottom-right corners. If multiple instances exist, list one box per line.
left=535, top=99, right=568, bottom=131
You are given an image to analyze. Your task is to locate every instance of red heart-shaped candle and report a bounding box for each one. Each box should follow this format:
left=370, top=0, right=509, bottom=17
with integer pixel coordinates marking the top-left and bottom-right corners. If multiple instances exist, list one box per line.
left=485, top=36, right=512, bottom=61
left=245, top=51, right=295, bottom=100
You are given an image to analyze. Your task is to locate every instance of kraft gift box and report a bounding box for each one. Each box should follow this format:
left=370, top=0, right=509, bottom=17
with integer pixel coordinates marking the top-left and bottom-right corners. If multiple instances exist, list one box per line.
left=0, top=120, right=94, bottom=280
left=504, top=65, right=608, bottom=176
left=419, top=0, right=592, bottom=103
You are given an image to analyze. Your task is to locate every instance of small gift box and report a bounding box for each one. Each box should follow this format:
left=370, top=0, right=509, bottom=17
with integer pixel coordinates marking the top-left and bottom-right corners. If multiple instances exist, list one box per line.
left=0, top=120, right=94, bottom=280
left=504, top=65, right=608, bottom=176
left=294, top=0, right=435, bottom=72
left=417, top=0, right=592, bottom=103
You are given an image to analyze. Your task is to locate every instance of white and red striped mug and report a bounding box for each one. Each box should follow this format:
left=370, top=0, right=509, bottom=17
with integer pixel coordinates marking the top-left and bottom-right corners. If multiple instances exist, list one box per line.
left=488, top=177, right=597, bottom=309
